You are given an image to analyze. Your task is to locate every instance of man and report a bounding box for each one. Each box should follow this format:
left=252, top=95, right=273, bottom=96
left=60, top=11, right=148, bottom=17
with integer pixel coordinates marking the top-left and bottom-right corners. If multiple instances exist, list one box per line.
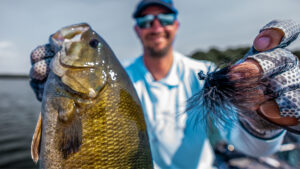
left=126, top=0, right=300, bottom=168
left=30, top=0, right=300, bottom=168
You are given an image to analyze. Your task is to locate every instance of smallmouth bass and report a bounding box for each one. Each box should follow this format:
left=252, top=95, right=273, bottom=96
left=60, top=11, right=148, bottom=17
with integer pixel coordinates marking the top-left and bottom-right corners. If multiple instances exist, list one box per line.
left=31, top=23, right=153, bottom=169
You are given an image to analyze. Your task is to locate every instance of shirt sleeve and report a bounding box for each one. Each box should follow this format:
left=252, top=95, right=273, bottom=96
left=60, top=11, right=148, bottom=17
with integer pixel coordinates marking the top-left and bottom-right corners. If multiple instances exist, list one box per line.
left=221, top=122, right=285, bottom=157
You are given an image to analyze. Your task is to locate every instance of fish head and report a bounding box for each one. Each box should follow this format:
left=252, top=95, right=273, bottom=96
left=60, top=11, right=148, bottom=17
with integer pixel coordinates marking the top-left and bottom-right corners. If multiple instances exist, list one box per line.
left=50, top=23, right=113, bottom=99
left=51, top=23, right=104, bottom=68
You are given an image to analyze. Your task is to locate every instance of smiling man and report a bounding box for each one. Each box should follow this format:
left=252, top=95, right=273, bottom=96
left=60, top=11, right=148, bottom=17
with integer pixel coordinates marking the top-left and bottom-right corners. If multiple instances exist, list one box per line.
left=133, top=4, right=179, bottom=80
left=125, top=0, right=300, bottom=169
left=126, top=3, right=215, bottom=167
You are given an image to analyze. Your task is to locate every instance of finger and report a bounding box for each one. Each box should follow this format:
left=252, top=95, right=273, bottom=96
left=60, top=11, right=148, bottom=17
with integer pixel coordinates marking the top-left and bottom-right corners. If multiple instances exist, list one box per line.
left=275, top=89, right=300, bottom=119
left=228, top=60, right=270, bottom=111
left=229, top=59, right=262, bottom=81
left=235, top=88, right=267, bottom=111
left=253, top=28, right=284, bottom=52
left=31, top=44, right=55, bottom=64
left=253, top=36, right=270, bottom=51
left=264, top=52, right=300, bottom=98
left=258, top=100, right=299, bottom=126
left=252, top=49, right=300, bottom=126
left=30, top=58, right=52, bottom=81
left=248, top=48, right=296, bottom=79
left=248, top=48, right=300, bottom=104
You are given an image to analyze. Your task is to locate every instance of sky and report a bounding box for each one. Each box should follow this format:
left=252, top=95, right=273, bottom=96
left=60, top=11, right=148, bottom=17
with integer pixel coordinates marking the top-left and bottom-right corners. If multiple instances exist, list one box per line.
left=0, top=0, right=300, bottom=74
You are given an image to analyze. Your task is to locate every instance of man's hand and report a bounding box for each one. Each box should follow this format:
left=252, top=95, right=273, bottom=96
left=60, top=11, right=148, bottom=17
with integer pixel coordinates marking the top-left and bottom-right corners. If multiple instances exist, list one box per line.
left=230, top=58, right=299, bottom=127
left=229, top=59, right=266, bottom=112
left=229, top=28, right=284, bottom=111
left=252, top=28, right=299, bottom=126
left=229, top=22, right=300, bottom=134
left=30, top=44, right=55, bottom=101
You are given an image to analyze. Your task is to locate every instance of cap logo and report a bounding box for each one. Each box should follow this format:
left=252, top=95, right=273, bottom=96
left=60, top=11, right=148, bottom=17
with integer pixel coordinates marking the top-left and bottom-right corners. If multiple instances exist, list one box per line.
left=161, top=0, right=172, bottom=3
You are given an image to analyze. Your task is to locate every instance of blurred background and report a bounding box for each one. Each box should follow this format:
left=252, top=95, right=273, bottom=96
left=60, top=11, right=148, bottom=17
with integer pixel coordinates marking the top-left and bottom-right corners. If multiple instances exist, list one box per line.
left=0, top=0, right=300, bottom=168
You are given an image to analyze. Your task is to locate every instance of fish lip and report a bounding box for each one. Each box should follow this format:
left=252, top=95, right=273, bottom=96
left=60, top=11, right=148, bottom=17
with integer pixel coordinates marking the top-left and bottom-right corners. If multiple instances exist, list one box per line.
left=50, top=23, right=90, bottom=53
left=58, top=57, right=97, bottom=69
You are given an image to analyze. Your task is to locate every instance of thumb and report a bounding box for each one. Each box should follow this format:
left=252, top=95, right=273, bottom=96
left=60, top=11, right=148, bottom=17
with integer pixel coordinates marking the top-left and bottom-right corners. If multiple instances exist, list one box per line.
left=253, top=28, right=284, bottom=52
left=253, top=36, right=271, bottom=51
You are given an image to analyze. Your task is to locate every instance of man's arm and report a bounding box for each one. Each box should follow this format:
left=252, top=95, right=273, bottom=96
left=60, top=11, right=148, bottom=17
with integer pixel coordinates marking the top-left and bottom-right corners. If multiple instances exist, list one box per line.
left=224, top=19, right=300, bottom=156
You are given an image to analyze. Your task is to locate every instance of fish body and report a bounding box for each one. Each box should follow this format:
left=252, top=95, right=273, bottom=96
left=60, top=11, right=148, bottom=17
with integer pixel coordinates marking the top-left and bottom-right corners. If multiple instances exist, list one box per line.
left=31, top=23, right=153, bottom=169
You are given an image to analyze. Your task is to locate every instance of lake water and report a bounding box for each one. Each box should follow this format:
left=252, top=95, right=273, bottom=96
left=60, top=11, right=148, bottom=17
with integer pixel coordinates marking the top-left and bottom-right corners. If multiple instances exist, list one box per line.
left=0, top=78, right=40, bottom=169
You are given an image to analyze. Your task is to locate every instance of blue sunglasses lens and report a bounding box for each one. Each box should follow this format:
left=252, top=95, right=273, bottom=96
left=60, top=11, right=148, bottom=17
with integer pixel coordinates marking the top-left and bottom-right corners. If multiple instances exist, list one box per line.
left=136, top=13, right=176, bottom=29
left=136, top=15, right=155, bottom=28
left=157, top=14, right=176, bottom=26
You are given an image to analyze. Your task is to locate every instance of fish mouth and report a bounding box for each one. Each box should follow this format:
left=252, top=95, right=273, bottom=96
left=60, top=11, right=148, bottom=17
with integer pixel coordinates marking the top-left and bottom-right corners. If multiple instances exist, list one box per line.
left=52, top=23, right=90, bottom=46
left=51, top=23, right=100, bottom=69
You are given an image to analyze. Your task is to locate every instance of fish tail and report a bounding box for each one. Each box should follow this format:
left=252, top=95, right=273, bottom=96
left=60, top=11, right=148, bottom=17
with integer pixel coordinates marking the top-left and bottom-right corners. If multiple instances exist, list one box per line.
left=31, top=112, right=42, bottom=163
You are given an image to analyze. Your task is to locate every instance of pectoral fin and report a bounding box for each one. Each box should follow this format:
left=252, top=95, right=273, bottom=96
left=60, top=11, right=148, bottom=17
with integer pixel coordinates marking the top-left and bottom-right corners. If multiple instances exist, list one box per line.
left=54, top=97, right=82, bottom=159
left=31, top=112, right=42, bottom=164
left=60, top=114, right=82, bottom=159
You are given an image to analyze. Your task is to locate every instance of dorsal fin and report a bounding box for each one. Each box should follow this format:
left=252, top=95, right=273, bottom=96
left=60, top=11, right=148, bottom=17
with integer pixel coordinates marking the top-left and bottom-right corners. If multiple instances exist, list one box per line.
left=31, top=112, right=42, bottom=163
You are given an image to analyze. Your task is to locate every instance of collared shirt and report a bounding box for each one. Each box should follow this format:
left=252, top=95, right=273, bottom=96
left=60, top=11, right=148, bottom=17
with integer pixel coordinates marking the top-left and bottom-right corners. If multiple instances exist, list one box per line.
left=126, top=51, right=284, bottom=169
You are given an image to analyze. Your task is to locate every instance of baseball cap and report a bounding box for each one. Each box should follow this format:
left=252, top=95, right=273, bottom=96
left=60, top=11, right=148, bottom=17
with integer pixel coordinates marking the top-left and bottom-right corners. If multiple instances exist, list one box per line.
left=133, top=0, right=178, bottom=18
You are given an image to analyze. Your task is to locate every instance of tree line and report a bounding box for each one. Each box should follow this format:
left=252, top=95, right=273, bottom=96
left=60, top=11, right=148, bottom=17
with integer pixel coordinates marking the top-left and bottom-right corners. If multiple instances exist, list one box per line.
left=190, top=47, right=300, bottom=66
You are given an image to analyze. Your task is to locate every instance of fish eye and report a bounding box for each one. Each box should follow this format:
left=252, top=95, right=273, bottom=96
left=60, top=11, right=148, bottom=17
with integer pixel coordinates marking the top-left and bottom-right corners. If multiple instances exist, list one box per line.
left=89, top=39, right=99, bottom=48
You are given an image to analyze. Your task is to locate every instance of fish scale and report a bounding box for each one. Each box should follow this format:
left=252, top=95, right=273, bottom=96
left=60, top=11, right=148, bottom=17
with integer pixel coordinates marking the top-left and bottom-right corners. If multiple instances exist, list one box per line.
left=63, top=86, right=147, bottom=168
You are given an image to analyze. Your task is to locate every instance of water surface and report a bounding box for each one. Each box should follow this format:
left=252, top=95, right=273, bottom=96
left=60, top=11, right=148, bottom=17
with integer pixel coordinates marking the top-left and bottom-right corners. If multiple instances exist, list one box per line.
left=0, top=78, right=40, bottom=169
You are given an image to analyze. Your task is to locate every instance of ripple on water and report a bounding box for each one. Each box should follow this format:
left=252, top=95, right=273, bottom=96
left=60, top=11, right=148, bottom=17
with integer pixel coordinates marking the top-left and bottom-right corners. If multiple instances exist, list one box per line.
left=0, top=78, right=40, bottom=169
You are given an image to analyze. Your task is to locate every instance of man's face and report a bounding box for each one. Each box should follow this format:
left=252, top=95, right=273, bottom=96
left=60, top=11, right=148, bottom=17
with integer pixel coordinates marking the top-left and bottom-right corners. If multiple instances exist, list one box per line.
left=135, top=5, right=179, bottom=57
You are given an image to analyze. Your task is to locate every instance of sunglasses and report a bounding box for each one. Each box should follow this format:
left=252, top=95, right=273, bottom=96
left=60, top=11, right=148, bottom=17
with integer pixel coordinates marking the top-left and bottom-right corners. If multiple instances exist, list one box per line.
left=136, top=13, right=177, bottom=29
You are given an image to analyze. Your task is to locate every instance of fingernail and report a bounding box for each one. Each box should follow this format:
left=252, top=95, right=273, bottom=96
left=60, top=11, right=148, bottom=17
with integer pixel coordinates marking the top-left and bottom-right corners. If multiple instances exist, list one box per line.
left=256, top=36, right=270, bottom=50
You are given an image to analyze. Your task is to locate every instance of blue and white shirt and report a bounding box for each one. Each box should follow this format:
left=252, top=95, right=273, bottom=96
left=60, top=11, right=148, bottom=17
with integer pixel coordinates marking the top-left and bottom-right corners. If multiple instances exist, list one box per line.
left=126, top=51, right=285, bottom=169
